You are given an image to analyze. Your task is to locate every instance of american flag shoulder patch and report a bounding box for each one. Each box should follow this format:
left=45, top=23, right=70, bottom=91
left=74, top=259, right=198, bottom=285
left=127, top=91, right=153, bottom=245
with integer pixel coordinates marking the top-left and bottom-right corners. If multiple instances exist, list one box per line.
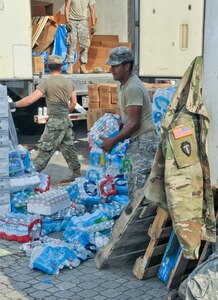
left=172, top=124, right=193, bottom=139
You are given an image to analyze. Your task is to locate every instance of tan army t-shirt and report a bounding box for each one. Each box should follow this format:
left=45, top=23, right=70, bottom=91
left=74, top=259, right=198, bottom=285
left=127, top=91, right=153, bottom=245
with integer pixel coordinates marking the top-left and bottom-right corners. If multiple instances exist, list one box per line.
left=69, top=0, right=95, bottom=20
left=37, top=75, right=75, bottom=116
left=118, top=74, right=155, bottom=139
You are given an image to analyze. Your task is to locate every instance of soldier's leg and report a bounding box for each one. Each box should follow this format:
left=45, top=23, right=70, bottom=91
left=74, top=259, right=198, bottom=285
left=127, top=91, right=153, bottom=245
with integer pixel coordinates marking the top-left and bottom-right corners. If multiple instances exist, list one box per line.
left=33, top=121, right=66, bottom=172
left=127, top=134, right=159, bottom=199
left=78, top=19, right=90, bottom=65
left=65, top=20, right=77, bottom=72
left=59, top=121, right=81, bottom=171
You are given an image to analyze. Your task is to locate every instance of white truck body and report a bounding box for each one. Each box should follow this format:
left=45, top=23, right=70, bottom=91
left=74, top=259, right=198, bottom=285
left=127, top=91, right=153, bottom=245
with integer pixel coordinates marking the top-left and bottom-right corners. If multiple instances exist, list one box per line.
left=203, top=0, right=218, bottom=189
left=0, top=0, right=32, bottom=80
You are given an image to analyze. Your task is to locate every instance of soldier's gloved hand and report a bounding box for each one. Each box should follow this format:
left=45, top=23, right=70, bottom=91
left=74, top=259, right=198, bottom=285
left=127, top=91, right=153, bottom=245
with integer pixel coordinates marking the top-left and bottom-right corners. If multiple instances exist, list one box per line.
left=91, top=25, right=96, bottom=35
left=66, top=22, right=72, bottom=32
left=9, top=102, right=16, bottom=110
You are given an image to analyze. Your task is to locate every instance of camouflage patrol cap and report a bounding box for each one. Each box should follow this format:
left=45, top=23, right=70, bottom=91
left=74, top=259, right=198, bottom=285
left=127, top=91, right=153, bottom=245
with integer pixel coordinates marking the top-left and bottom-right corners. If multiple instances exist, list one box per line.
left=47, top=55, right=63, bottom=65
left=106, top=46, right=134, bottom=66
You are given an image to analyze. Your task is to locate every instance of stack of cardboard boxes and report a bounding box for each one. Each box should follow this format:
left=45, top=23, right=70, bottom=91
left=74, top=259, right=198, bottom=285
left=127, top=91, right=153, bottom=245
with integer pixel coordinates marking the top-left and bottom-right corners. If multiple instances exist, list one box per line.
left=87, top=83, right=120, bottom=131
left=86, top=81, right=174, bottom=131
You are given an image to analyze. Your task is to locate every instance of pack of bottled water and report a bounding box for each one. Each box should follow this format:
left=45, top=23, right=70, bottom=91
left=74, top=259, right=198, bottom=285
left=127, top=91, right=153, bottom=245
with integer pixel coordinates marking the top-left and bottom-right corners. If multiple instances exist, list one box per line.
left=63, top=230, right=96, bottom=262
left=98, top=175, right=117, bottom=199
left=11, top=190, right=36, bottom=213
left=86, top=165, right=105, bottom=182
left=30, top=243, right=81, bottom=275
left=67, top=178, right=82, bottom=201
left=105, top=153, right=123, bottom=178
left=35, top=173, right=50, bottom=193
left=92, top=202, right=123, bottom=219
left=94, top=231, right=110, bottom=248
left=114, top=176, right=128, bottom=195
left=67, top=177, right=100, bottom=207
left=9, top=147, right=25, bottom=178
left=152, top=86, right=177, bottom=134
left=90, top=146, right=106, bottom=166
left=88, top=113, right=120, bottom=147
left=17, top=145, right=35, bottom=174
left=41, top=204, right=85, bottom=235
left=10, top=173, right=41, bottom=193
left=27, top=187, right=71, bottom=215
left=110, top=139, right=129, bottom=156
left=64, top=209, right=114, bottom=241
left=0, top=212, right=41, bottom=242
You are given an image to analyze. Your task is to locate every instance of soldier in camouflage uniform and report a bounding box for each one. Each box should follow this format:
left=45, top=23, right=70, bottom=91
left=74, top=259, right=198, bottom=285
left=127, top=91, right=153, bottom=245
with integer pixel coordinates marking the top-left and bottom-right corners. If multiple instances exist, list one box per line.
left=10, top=55, right=81, bottom=180
left=100, top=47, right=158, bottom=200
left=65, top=0, right=96, bottom=74
left=144, top=56, right=216, bottom=259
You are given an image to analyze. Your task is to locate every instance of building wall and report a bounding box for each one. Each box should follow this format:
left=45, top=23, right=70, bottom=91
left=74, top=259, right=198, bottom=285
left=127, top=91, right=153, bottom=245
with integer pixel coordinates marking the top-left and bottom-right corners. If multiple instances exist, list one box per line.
left=203, top=0, right=218, bottom=188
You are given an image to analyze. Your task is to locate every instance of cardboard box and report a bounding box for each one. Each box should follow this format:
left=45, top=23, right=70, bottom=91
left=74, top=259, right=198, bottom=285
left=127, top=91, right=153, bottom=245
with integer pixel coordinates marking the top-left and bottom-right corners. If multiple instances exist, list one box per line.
left=111, top=85, right=118, bottom=104
left=88, top=83, right=99, bottom=102
left=86, top=108, right=120, bottom=131
left=91, top=35, right=119, bottom=42
left=88, top=102, right=100, bottom=110
left=32, top=56, right=44, bottom=74
left=99, top=84, right=112, bottom=105
left=99, top=102, right=112, bottom=109
left=87, top=46, right=112, bottom=72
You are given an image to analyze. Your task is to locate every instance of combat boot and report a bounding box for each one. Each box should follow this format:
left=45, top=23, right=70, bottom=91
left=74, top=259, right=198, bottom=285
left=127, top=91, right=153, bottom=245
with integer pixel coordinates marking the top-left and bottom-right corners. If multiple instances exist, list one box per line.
left=60, top=168, right=81, bottom=183
left=80, top=64, right=89, bottom=74
left=66, top=63, right=73, bottom=74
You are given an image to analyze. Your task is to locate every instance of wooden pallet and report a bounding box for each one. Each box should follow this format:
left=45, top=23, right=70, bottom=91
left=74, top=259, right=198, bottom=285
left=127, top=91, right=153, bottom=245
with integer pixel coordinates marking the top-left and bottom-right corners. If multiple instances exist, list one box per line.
left=94, top=186, right=157, bottom=268
left=32, top=16, right=49, bottom=47
left=133, top=207, right=172, bottom=279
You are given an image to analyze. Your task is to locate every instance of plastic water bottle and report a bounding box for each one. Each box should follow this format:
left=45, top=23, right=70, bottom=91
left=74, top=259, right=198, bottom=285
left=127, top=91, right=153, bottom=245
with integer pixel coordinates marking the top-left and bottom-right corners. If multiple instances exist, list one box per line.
left=38, top=107, right=43, bottom=116
left=43, top=107, right=47, bottom=116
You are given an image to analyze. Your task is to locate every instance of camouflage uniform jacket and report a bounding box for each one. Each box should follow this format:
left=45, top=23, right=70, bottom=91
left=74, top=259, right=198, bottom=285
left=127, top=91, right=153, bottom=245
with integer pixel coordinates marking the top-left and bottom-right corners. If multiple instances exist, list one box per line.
left=144, top=56, right=216, bottom=259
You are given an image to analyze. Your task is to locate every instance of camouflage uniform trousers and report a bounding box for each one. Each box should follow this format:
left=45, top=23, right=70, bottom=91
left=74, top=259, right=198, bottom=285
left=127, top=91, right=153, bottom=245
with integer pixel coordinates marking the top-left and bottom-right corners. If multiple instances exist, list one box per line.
left=33, top=116, right=80, bottom=173
left=66, top=19, right=90, bottom=64
left=127, top=132, right=159, bottom=199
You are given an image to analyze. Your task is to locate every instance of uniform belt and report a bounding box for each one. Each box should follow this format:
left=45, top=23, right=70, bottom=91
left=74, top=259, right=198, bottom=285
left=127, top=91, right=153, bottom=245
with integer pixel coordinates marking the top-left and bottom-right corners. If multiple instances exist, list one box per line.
left=130, top=130, right=156, bottom=143
left=49, top=114, right=68, bottom=117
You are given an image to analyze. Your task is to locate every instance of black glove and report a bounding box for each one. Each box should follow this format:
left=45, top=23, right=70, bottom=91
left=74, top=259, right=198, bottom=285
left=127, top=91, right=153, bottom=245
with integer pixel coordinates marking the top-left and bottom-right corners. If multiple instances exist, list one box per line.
left=66, top=22, right=72, bottom=32
left=9, top=102, right=16, bottom=109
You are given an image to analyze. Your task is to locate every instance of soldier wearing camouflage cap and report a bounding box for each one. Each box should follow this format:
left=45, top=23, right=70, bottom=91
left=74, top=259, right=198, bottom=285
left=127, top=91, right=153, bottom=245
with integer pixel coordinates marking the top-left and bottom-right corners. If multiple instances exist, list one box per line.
left=9, top=55, right=81, bottom=181
left=101, top=46, right=159, bottom=199
left=106, top=46, right=134, bottom=66
left=47, top=55, right=63, bottom=65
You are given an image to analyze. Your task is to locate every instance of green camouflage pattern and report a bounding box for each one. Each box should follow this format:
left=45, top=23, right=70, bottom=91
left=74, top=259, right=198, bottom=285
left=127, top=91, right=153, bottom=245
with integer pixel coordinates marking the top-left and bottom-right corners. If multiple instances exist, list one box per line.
left=106, top=46, right=134, bottom=66
left=47, top=55, right=63, bottom=65
left=144, top=56, right=216, bottom=259
left=66, top=19, right=90, bottom=64
left=127, top=133, right=158, bottom=200
left=185, top=250, right=218, bottom=299
left=33, top=116, right=80, bottom=172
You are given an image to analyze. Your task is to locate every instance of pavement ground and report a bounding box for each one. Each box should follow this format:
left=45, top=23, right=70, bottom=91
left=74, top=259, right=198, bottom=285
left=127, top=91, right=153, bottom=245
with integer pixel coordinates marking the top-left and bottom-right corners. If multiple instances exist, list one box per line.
left=0, top=121, right=168, bottom=300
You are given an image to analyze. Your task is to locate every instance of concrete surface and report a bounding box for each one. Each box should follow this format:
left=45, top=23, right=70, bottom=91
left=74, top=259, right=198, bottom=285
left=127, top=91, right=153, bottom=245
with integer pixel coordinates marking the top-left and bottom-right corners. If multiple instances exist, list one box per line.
left=0, top=120, right=168, bottom=300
